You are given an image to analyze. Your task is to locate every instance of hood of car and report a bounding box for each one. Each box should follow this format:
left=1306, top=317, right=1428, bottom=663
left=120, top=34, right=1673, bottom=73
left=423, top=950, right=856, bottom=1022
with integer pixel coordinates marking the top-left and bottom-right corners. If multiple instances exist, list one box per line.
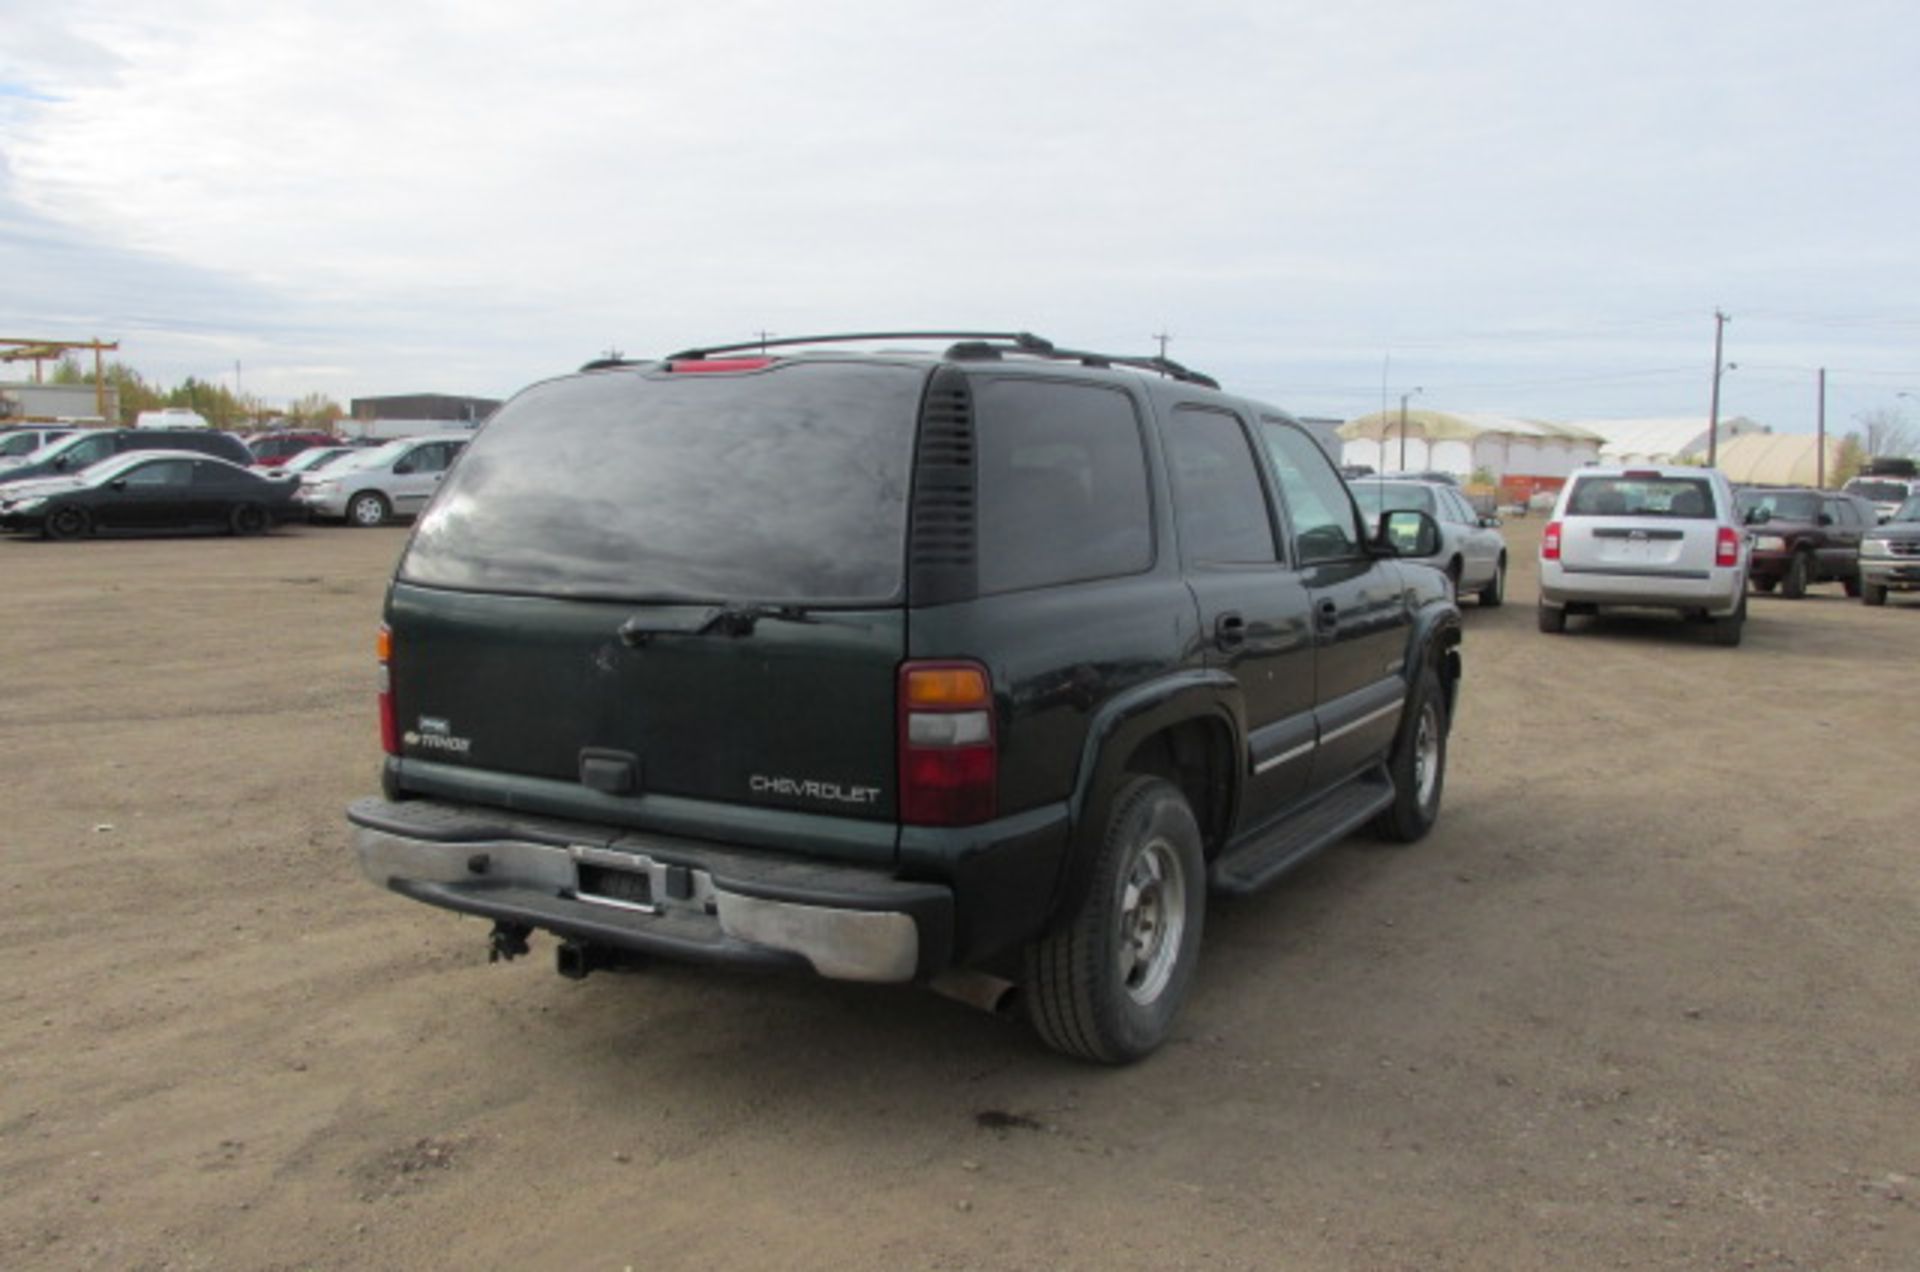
left=1866, top=521, right=1920, bottom=541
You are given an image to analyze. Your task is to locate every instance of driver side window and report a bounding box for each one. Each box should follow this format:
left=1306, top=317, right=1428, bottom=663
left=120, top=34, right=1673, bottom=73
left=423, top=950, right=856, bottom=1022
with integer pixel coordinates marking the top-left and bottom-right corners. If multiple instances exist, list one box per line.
left=121, top=459, right=194, bottom=487
left=1260, top=419, right=1364, bottom=563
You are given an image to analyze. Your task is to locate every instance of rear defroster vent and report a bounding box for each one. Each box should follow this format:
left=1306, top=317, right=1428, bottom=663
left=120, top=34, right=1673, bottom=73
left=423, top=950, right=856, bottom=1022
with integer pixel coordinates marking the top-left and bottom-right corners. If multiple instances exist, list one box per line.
left=909, top=368, right=979, bottom=605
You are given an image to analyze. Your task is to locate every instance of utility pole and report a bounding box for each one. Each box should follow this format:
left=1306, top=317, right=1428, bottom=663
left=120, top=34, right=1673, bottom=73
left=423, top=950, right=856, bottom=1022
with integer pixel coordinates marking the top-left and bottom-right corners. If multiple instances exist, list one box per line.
left=1707, top=309, right=1730, bottom=468
left=1816, top=368, right=1827, bottom=489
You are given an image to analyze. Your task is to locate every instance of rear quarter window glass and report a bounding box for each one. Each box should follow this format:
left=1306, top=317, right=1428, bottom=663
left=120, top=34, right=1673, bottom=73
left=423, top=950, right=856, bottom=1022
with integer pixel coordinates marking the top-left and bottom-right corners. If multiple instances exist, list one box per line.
left=1566, top=476, right=1717, bottom=519
left=400, top=363, right=923, bottom=604
left=974, top=379, right=1153, bottom=592
left=1737, top=490, right=1819, bottom=521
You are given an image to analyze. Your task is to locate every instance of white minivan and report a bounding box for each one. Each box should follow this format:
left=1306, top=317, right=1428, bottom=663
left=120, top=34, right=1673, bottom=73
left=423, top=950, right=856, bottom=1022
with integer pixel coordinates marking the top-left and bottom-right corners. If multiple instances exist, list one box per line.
left=1538, top=466, right=1750, bottom=646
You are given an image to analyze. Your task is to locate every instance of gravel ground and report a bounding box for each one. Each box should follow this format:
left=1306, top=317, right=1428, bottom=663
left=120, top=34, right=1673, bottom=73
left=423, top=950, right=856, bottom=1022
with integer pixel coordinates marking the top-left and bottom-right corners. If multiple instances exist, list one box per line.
left=1, top=518, right=1916, bottom=1271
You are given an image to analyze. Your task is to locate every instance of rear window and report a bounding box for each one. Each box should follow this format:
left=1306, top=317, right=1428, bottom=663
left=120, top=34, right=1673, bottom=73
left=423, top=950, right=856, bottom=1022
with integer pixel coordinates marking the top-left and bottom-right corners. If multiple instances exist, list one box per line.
left=1736, top=490, right=1819, bottom=521
left=1350, top=481, right=1437, bottom=518
left=1846, top=479, right=1910, bottom=503
left=400, top=363, right=923, bottom=605
left=1565, top=475, right=1717, bottom=519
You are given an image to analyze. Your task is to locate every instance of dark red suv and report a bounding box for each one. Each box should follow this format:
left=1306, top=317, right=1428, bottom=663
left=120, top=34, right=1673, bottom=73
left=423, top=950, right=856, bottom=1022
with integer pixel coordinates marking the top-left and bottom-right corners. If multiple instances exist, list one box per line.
left=1736, top=487, right=1877, bottom=598
left=248, top=431, right=340, bottom=468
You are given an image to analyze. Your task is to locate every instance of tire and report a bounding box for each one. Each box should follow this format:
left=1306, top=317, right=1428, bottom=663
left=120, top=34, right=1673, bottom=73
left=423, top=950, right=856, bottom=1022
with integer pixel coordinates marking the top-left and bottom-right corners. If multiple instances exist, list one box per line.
left=1477, top=555, right=1506, bottom=607
left=1751, top=576, right=1777, bottom=594
left=1371, top=667, right=1448, bottom=844
left=348, top=492, right=390, bottom=527
left=1842, top=572, right=1862, bottom=599
left=1024, top=776, right=1206, bottom=1064
left=1712, top=593, right=1746, bottom=647
left=1863, top=582, right=1888, bottom=607
left=1445, top=558, right=1463, bottom=600
left=1780, top=551, right=1811, bottom=599
left=1537, top=600, right=1566, bottom=634
left=229, top=502, right=270, bottom=536
left=44, top=504, right=91, bottom=541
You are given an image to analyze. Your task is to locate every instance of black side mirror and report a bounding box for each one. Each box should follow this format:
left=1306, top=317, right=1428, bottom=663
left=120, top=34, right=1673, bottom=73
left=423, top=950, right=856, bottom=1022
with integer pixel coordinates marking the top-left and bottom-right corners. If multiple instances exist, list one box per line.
left=1376, top=509, right=1441, bottom=558
left=1817, top=513, right=1834, bottom=526
left=54, top=456, right=71, bottom=470
left=1745, top=507, right=1771, bottom=526
left=1478, top=514, right=1503, bottom=528
left=109, top=479, right=128, bottom=491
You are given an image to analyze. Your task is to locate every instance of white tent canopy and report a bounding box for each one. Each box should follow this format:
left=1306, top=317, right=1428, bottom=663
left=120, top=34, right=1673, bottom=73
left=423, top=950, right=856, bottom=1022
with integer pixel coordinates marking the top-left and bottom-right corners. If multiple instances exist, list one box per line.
left=1339, top=410, right=1603, bottom=483
left=1570, top=416, right=1766, bottom=465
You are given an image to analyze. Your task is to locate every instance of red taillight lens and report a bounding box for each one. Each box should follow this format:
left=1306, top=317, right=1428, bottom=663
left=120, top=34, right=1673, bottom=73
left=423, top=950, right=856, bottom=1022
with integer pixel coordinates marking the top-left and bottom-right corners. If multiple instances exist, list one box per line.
left=377, top=623, right=398, bottom=756
left=666, top=357, right=773, bottom=373
left=1542, top=521, right=1562, bottom=560
left=899, top=660, right=995, bottom=826
left=1716, top=526, right=1740, bottom=567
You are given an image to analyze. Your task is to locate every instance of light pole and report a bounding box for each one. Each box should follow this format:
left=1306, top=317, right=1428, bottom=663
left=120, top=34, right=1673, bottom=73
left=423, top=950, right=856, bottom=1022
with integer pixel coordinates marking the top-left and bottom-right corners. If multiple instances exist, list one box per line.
left=1398, top=387, right=1423, bottom=471
left=1707, top=309, right=1730, bottom=468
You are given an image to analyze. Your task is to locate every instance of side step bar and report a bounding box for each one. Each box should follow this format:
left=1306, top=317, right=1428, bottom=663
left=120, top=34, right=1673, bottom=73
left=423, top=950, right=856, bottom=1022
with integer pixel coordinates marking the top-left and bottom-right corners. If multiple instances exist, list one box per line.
left=1207, top=765, right=1396, bottom=896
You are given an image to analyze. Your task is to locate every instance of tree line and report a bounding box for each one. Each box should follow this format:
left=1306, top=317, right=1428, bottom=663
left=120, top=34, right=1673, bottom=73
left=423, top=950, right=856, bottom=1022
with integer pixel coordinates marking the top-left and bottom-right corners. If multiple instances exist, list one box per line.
left=44, top=357, right=345, bottom=431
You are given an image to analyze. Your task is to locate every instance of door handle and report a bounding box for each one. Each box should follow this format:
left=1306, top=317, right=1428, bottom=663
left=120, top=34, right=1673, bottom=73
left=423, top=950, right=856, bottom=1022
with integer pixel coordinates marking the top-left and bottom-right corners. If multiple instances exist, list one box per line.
left=1214, top=612, right=1247, bottom=648
left=1315, top=599, right=1339, bottom=630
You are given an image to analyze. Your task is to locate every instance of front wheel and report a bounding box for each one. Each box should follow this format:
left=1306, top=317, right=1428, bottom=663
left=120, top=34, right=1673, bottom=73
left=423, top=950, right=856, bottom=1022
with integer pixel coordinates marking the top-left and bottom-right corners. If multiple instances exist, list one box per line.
left=347, top=492, right=390, bottom=527
left=45, top=504, right=91, bottom=541
left=1862, top=582, right=1888, bottom=607
left=1477, top=555, right=1506, bottom=607
left=229, top=502, right=270, bottom=536
left=1024, top=776, right=1206, bottom=1064
left=1372, top=667, right=1449, bottom=843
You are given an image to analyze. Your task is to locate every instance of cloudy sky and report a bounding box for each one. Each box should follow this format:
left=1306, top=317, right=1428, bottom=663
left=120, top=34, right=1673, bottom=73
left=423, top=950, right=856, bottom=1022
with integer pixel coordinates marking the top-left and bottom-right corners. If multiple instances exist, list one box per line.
left=3, top=0, right=1918, bottom=434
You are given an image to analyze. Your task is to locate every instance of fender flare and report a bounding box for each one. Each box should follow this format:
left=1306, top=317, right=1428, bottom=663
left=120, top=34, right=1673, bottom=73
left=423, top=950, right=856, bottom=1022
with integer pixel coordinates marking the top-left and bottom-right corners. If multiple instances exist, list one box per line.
left=1401, top=598, right=1464, bottom=720
left=1047, top=668, right=1243, bottom=923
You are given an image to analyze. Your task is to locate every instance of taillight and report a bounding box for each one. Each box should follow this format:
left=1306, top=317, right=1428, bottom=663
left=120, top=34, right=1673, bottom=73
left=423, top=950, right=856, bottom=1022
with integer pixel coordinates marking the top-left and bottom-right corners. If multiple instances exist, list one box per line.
left=1716, top=526, right=1740, bottom=568
left=1542, top=521, right=1562, bottom=560
left=898, top=660, right=995, bottom=827
left=376, top=623, right=398, bottom=756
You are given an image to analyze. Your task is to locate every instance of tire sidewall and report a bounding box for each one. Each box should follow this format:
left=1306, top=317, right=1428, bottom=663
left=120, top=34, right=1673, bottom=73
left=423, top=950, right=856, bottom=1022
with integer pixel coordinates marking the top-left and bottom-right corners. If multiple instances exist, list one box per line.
left=1083, top=781, right=1207, bottom=1059
left=1379, top=668, right=1448, bottom=841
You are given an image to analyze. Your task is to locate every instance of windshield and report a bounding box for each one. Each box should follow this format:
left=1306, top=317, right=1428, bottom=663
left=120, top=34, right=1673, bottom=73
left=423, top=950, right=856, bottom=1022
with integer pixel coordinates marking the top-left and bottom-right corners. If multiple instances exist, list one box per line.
left=1350, top=481, right=1436, bottom=517
left=1566, top=475, right=1717, bottom=518
left=24, top=430, right=117, bottom=469
left=1736, top=490, right=1820, bottom=521
left=400, top=363, right=923, bottom=605
left=1846, top=479, right=1910, bottom=503
left=283, top=447, right=352, bottom=474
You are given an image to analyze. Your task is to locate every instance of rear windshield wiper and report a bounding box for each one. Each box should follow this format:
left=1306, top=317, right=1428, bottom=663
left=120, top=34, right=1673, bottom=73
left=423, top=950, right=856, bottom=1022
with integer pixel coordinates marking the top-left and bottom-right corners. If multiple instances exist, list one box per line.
left=618, top=603, right=817, bottom=647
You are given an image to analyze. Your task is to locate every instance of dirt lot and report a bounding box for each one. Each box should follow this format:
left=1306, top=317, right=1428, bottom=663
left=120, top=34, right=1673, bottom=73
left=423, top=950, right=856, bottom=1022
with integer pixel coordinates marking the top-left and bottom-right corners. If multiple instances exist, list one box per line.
left=2, top=518, right=1916, bottom=1271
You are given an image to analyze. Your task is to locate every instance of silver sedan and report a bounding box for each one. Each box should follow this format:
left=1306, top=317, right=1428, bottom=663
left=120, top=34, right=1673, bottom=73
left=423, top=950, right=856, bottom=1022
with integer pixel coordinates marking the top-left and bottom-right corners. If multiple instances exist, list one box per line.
left=1351, top=478, right=1509, bottom=605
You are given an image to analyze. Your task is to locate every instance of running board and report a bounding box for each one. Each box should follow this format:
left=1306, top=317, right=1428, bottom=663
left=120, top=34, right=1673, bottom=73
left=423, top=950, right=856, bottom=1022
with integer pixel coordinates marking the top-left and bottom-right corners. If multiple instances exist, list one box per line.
left=1208, top=766, right=1396, bottom=896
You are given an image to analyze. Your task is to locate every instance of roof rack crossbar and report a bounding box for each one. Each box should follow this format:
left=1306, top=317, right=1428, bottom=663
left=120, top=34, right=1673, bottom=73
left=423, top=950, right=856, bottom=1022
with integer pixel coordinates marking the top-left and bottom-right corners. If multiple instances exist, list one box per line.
left=665, top=331, right=1055, bottom=361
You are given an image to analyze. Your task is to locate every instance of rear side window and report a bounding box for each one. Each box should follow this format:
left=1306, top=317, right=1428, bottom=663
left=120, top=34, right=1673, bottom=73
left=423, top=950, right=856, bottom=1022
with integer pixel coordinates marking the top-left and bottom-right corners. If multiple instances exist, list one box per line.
left=975, top=379, right=1153, bottom=592
left=1165, top=408, right=1275, bottom=565
left=1566, top=476, right=1717, bottom=519
left=400, top=363, right=923, bottom=604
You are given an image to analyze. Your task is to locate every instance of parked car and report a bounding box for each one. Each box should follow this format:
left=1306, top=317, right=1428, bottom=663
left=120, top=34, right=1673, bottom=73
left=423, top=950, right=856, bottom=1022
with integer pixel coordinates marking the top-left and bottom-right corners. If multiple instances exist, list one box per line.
left=1350, top=477, right=1508, bottom=605
left=293, top=433, right=471, bottom=526
left=247, top=430, right=340, bottom=468
left=346, top=331, right=1464, bottom=1063
left=276, top=445, right=357, bottom=477
left=133, top=407, right=212, bottom=430
left=0, top=425, right=76, bottom=460
left=1736, top=488, right=1875, bottom=598
left=1538, top=466, right=1750, bottom=645
left=0, top=450, right=299, bottom=538
left=1841, top=476, right=1919, bottom=523
left=1858, top=495, right=1920, bottom=607
left=0, top=427, right=253, bottom=486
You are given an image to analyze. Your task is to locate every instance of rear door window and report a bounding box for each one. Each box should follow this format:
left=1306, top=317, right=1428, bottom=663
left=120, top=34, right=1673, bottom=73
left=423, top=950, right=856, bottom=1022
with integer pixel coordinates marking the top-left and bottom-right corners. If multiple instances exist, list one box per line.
left=1164, top=408, right=1276, bottom=565
left=401, top=362, right=924, bottom=605
left=974, top=378, right=1153, bottom=593
left=1566, top=476, right=1717, bottom=519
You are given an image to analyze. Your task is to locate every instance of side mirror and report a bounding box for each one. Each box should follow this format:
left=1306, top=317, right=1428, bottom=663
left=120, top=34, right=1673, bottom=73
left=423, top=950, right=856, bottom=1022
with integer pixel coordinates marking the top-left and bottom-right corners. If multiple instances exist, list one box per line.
left=1478, top=514, right=1503, bottom=528
left=54, top=456, right=71, bottom=470
left=109, top=479, right=128, bottom=491
left=1745, top=507, right=1771, bottom=526
left=1817, top=513, right=1834, bottom=526
left=1376, top=509, right=1441, bottom=558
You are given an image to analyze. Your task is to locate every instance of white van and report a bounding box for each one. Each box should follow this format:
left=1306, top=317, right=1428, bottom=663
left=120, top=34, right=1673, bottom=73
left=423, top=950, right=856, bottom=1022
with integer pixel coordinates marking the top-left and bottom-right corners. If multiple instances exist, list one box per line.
left=134, top=407, right=211, bottom=430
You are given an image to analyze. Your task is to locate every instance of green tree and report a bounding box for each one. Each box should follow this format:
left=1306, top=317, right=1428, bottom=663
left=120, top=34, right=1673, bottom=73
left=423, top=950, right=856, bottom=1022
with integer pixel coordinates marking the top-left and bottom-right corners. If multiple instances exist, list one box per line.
left=288, top=392, right=346, bottom=426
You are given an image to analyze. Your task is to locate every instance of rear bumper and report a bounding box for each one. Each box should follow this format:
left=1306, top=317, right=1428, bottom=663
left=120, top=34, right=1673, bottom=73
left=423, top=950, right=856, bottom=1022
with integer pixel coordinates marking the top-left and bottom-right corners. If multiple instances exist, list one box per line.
left=1540, top=562, right=1744, bottom=614
left=350, top=797, right=954, bottom=982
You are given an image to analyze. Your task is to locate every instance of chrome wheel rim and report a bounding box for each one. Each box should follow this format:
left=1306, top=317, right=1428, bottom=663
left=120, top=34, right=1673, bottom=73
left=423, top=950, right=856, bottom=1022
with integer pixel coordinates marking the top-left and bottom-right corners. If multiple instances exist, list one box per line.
left=351, top=497, right=383, bottom=526
left=1118, top=839, right=1186, bottom=1006
left=1412, top=702, right=1441, bottom=809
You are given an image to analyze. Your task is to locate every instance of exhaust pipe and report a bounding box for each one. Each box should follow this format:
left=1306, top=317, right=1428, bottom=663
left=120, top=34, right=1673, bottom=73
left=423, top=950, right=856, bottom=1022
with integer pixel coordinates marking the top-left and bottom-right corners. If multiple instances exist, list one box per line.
left=930, top=970, right=1018, bottom=1017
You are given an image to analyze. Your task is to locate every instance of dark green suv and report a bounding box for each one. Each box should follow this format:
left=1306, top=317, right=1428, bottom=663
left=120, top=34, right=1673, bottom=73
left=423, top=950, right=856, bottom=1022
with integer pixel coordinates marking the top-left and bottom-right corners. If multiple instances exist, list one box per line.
left=349, top=332, right=1463, bottom=1062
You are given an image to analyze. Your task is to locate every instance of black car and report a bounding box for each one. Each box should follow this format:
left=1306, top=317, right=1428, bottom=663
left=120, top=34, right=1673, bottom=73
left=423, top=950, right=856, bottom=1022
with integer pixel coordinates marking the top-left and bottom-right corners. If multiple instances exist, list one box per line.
left=0, top=427, right=253, bottom=485
left=347, top=332, right=1464, bottom=1062
left=0, top=450, right=298, bottom=538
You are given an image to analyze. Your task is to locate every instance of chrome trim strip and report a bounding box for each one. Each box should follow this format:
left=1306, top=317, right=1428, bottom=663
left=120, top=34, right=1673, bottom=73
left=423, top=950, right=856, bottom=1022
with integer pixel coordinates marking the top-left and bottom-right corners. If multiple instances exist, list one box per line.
left=1253, top=739, right=1316, bottom=775
left=1319, top=700, right=1402, bottom=746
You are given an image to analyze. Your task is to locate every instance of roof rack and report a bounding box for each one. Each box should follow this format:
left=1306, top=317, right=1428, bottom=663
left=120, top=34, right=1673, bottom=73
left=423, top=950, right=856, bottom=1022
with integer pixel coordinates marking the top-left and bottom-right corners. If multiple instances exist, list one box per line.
left=650, top=330, right=1218, bottom=389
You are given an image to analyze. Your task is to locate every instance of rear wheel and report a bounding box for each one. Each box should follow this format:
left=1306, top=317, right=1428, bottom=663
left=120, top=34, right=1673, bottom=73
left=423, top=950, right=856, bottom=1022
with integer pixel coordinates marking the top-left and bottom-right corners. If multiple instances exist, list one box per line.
left=1842, top=572, right=1862, bottom=598
left=1537, top=600, right=1566, bottom=634
left=1780, top=551, right=1811, bottom=599
left=229, top=502, right=270, bottom=536
left=1712, top=594, right=1747, bottom=647
left=1477, top=555, right=1506, bottom=607
left=1863, top=582, right=1888, bottom=607
left=1372, top=667, right=1448, bottom=843
left=348, top=491, right=390, bottom=527
left=45, top=504, right=91, bottom=541
left=1024, top=776, right=1205, bottom=1064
